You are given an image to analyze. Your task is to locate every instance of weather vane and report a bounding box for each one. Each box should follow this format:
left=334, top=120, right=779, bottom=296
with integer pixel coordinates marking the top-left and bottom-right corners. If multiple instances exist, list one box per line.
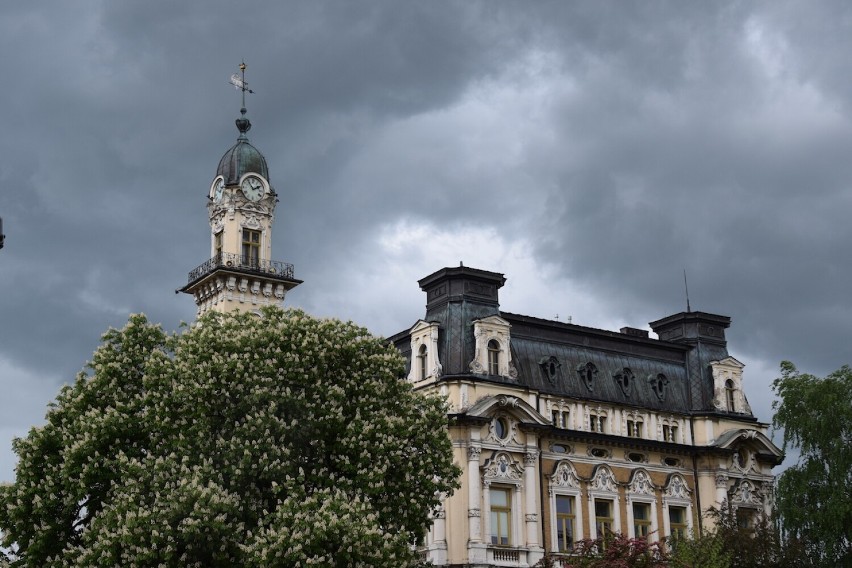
left=229, top=61, right=254, bottom=109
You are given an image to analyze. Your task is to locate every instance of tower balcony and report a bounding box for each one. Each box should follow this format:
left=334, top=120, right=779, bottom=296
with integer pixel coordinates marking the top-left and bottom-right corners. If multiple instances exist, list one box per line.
left=185, top=252, right=295, bottom=287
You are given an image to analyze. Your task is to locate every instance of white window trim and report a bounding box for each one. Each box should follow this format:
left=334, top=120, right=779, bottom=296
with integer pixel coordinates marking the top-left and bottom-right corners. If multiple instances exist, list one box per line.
left=548, top=461, right=584, bottom=552
left=587, top=466, right=621, bottom=541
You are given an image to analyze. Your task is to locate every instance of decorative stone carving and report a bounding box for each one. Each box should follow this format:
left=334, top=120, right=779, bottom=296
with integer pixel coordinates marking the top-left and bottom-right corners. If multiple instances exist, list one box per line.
left=614, top=367, right=635, bottom=397
left=482, top=453, right=524, bottom=483
left=577, top=362, right=598, bottom=391
left=628, top=470, right=655, bottom=495
left=467, top=446, right=482, bottom=461
left=540, top=356, right=562, bottom=385
left=468, top=508, right=481, bottom=518
left=664, top=475, right=691, bottom=500
left=523, top=451, right=538, bottom=465
left=715, top=474, right=729, bottom=489
left=434, top=507, right=446, bottom=519
left=525, top=514, right=538, bottom=522
left=551, top=462, right=581, bottom=489
left=487, top=415, right=522, bottom=447
left=730, top=480, right=762, bottom=506
left=589, top=466, right=618, bottom=493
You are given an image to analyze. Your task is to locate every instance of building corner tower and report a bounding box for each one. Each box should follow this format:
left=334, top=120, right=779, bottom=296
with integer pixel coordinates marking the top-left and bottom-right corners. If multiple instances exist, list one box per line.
left=180, top=65, right=301, bottom=315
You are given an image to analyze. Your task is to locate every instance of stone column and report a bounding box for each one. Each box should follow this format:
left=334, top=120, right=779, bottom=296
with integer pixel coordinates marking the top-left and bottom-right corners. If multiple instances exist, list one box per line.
left=468, top=446, right=482, bottom=543
left=715, top=474, right=729, bottom=507
left=524, top=451, right=540, bottom=546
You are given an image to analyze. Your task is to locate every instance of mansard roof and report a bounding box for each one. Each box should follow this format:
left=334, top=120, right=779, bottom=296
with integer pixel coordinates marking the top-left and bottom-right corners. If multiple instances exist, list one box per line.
left=502, top=312, right=693, bottom=413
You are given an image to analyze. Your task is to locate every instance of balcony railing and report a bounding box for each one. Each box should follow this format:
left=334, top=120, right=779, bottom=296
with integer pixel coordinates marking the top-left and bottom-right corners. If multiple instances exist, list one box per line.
left=187, top=252, right=295, bottom=284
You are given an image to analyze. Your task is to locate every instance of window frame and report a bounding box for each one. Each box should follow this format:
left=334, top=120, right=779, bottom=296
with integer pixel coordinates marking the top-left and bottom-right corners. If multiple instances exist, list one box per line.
left=487, top=339, right=501, bottom=375
left=555, top=494, right=577, bottom=552
left=241, top=228, right=261, bottom=267
left=489, top=486, right=513, bottom=546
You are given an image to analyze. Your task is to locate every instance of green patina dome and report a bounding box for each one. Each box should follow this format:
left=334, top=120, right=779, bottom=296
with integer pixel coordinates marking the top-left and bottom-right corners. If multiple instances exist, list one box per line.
left=216, top=108, right=269, bottom=185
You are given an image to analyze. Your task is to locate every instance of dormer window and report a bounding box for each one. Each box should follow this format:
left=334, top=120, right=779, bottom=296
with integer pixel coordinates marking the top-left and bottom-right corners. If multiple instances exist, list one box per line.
left=407, top=320, right=441, bottom=383
left=488, top=340, right=501, bottom=375
left=650, top=373, right=669, bottom=402
left=418, top=344, right=428, bottom=381
left=725, top=379, right=736, bottom=412
left=578, top=362, right=598, bottom=391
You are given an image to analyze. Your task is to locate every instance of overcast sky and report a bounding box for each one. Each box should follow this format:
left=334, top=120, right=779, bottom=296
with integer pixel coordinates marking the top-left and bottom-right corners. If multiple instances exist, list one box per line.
left=1, top=1, right=849, bottom=481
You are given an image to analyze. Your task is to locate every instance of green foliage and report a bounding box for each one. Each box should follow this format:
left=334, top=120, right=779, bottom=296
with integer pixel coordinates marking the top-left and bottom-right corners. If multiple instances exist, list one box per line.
left=535, top=534, right=670, bottom=567
left=702, top=505, right=810, bottom=568
left=667, top=530, right=731, bottom=568
left=772, top=361, right=852, bottom=566
left=0, top=309, right=460, bottom=567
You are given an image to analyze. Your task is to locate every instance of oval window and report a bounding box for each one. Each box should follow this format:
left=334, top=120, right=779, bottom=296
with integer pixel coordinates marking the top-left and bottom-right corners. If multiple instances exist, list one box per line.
left=663, top=457, right=681, bottom=467
left=590, top=447, right=608, bottom=458
left=494, top=418, right=508, bottom=440
left=627, top=452, right=645, bottom=463
left=552, top=444, right=568, bottom=454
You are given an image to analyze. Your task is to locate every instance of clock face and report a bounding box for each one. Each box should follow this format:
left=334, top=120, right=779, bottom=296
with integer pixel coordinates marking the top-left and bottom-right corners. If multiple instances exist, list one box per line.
left=241, top=175, right=264, bottom=201
left=212, top=178, right=225, bottom=202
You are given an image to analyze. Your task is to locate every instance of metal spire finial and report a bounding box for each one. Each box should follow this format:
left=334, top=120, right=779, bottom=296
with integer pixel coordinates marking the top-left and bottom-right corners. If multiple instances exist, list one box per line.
left=229, top=61, right=255, bottom=139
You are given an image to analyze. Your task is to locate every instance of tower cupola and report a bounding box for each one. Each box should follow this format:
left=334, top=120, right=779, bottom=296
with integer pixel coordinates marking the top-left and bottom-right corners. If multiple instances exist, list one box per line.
left=180, top=63, right=301, bottom=315
left=216, top=108, right=270, bottom=185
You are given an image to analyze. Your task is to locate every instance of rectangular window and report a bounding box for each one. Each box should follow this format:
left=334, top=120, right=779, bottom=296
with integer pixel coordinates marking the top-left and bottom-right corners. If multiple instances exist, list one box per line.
left=595, top=499, right=613, bottom=546
left=589, top=414, right=607, bottom=433
left=633, top=502, right=651, bottom=540
left=736, top=508, right=755, bottom=533
left=552, top=410, right=560, bottom=427
left=242, top=229, right=261, bottom=267
left=490, top=488, right=512, bottom=546
left=555, top=495, right=575, bottom=551
left=669, top=506, right=687, bottom=540
left=663, top=424, right=679, bottom=442
left=627, top=419, right=643, bottom=438
left=214, top=231, right=223, bottom=261
left=552, top=410, right=568, bottom=429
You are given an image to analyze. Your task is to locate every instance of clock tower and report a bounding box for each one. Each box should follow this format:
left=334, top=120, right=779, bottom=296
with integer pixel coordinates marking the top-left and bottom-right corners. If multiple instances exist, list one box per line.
left=180, top=64, right=301, bottom=315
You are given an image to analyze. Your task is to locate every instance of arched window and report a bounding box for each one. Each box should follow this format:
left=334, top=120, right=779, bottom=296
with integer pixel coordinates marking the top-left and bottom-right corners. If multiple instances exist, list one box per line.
left=418, top=344, right=428, bottom=380
left=725, top=379, right=736, bottom=412
left=488, top=339, right=501, bottom=375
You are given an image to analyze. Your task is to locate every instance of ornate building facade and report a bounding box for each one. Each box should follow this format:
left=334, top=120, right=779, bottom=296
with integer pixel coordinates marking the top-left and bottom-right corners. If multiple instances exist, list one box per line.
left=390, top=266, right=783, bottom=567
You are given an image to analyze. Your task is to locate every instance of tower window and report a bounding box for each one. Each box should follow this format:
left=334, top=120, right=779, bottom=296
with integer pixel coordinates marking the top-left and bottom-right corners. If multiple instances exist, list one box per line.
left=214, top=231, right=223, bottom=261
left=242, top=229, right=261, bottom=267
left=487, top=339, right=500, bottom=375
left=555, top=495, right=576, bottom=551
left=417, top=344, right=428, bottom=381
left=725, top=379, right=736, bottom=412
left=490, top=487, right=512, bottom=545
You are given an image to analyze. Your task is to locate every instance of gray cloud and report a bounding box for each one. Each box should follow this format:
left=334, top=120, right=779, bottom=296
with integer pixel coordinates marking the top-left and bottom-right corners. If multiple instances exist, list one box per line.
left=1, top=1, right=849, bottom=480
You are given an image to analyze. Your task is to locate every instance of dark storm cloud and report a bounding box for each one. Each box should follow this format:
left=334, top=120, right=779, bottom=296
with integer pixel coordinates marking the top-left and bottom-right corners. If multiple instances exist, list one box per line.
left=0, top=1, right=849, bottom=479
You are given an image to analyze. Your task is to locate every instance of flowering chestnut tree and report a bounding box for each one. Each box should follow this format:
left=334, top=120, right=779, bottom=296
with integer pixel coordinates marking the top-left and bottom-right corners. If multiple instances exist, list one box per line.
left=0, top=309, right=460, bottom=567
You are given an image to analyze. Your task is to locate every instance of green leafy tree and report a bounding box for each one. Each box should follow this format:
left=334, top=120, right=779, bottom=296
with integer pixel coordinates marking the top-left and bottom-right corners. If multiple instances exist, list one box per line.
left=702, top=505, right=809, bottom=568
left=667, top=530, right=731, bottom=568
left=772, top=361, right=852, bottom=566
left=0, top=309, right=460, bottom=567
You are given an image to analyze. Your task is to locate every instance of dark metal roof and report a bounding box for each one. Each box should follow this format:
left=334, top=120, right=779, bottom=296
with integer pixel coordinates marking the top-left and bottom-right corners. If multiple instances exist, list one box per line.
left=215, top=109, right=269, bottom=185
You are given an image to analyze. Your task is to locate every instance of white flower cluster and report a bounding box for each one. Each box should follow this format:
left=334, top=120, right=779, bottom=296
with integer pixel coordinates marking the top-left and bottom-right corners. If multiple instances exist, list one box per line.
left=0, top=309, right=460, bottom=567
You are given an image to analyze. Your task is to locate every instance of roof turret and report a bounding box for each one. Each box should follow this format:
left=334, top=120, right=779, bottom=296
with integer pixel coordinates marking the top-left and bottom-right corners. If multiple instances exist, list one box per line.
left=216, top=107, right=269, bottom=185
